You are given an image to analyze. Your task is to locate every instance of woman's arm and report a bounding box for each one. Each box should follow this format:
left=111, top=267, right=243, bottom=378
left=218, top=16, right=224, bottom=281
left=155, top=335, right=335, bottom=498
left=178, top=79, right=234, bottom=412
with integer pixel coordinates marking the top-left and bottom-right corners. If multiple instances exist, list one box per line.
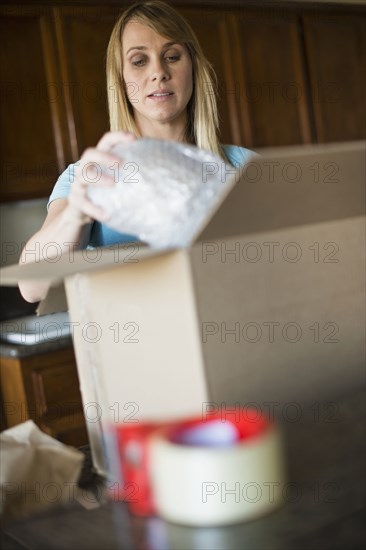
left=18, top=199, right=92, bottom=302
left=18, top=131, right=136, bottom=303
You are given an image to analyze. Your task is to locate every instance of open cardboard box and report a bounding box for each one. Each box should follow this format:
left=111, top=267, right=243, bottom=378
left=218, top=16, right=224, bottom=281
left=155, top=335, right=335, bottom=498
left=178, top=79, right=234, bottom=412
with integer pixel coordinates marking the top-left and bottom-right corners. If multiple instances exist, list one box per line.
left=1, top=141, right=365, bottom=474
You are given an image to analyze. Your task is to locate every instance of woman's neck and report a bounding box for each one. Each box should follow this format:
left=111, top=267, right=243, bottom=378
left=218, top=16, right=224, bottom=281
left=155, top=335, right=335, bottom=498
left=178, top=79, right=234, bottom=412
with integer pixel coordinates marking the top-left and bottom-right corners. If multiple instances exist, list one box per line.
left=135, top=114, right=189, bottom=143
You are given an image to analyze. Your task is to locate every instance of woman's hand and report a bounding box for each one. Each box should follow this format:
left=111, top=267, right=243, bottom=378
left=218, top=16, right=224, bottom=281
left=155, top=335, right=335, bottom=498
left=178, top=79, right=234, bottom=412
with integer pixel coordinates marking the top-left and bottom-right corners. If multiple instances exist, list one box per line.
left=64, top=131, right=136, bottom=225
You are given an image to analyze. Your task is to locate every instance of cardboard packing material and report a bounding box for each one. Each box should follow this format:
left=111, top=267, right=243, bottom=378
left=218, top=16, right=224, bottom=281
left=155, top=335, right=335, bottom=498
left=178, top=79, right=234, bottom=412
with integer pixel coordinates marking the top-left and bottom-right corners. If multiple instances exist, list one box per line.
left=1, top=141, right=364, bottom=474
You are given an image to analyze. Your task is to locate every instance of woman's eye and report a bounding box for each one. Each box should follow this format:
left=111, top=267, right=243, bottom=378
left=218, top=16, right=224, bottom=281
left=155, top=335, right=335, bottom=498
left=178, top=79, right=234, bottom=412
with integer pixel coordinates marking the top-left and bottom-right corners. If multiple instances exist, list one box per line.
left=131, top=59, right=145, bottom=67
left=130, top=54, right=180, bottom=67
left=165, top=55, right=180, bottom=63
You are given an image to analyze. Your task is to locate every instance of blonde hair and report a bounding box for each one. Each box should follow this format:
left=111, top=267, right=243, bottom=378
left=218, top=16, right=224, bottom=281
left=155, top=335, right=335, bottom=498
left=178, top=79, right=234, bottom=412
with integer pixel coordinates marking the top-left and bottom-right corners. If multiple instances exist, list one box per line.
left=106, top=0, right=229, bottom=162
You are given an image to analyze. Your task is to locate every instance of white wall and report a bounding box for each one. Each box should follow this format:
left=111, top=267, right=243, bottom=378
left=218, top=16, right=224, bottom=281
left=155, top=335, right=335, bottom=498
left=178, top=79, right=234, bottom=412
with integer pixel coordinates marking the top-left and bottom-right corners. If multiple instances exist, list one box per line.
left=0, top=199, right=48, bottom=268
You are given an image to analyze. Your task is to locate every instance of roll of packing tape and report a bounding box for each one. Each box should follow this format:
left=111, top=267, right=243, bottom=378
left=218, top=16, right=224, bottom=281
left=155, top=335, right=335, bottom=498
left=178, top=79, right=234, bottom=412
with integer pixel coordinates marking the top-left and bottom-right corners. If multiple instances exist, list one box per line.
left=148, top=411, right=286, bottom=526
left=112, top=423, right=162, bottom=516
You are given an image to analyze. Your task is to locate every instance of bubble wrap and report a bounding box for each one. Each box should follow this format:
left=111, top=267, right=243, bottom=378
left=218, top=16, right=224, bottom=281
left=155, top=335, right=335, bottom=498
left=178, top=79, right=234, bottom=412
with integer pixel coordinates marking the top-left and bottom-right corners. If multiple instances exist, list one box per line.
left=87, top=138, right=235, bottom=248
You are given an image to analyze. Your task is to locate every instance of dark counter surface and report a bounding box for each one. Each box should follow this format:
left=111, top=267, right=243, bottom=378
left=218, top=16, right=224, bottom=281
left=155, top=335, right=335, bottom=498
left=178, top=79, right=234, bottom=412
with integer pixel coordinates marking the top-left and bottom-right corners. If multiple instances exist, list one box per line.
left=1, top=388, right=365, bottom=549
left=0, top=336, right=73, bottom=359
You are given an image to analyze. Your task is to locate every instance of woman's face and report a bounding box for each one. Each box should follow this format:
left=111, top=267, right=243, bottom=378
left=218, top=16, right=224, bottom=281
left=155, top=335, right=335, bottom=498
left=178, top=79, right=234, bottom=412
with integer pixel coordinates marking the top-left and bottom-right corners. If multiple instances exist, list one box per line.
left=122, top=21, right=193, bottom=137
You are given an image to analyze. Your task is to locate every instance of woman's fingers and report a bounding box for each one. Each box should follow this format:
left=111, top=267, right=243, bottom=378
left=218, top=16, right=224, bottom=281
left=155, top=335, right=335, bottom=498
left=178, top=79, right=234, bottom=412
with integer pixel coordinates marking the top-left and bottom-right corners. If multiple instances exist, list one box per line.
left=77, top=139, right=135, bottom=184
left=72, top=197, right=109, bottom=222
left=77, top=149, right=122, bottom=183
left=69, top=171, right=115, bottom=223
left=66, top=131, right=136, bottom=224
left=68, top=186, right=110, bottom=223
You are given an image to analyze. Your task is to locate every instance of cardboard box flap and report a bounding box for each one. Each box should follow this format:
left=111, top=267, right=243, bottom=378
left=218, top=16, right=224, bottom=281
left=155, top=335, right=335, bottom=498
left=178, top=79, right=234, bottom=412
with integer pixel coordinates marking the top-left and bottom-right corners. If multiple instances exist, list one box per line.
left=1, top=141, right=364, bottom=287
left=0, top=243, right=172, bottom=286
left=196, top=141, right=365, bottom=242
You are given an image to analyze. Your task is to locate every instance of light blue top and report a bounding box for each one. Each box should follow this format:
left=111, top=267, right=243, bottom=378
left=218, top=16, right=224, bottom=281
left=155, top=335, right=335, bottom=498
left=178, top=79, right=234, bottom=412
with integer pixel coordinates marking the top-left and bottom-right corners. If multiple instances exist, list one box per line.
left=47, top=144, right=254, bottom=247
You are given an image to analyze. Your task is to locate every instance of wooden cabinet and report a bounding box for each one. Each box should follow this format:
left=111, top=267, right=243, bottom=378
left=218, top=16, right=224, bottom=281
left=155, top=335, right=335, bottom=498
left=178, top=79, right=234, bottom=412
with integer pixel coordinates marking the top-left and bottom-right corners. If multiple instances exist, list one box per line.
left=52, top=6, right=120, bottom=158
left=180, top=4, right=366, bottom=149
left=1, top=1, right=365, bottom=202
left=178, top=6, right=313, bottom=147
left=230, top=10, right=314, bottom=148
left=302, top=13, right=366, bottom=143
left=0, top=345, right=88, bottom=447
left=0, top=7, right=71, bottom=202
left=178, top=8, right=242, bottom=146
left=0, top=5, right=119, bottom=202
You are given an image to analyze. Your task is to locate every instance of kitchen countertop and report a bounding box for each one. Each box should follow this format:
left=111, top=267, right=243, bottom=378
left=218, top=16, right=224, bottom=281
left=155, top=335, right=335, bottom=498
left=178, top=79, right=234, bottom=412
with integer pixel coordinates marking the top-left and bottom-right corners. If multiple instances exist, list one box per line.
left=0, top=388, right=365, bottom=549
left=0, top=336, right=73, bottom=359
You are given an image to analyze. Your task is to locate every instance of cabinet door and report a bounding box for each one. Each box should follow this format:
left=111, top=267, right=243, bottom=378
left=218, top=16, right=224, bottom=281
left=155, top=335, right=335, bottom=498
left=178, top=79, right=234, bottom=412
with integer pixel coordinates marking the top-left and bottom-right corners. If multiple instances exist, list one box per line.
left=29, top=349, right=88, bottom=446
left=0, top=346, right=88, bottom=446
left=232, top=8, right=313, bottom=148
left=0, top=6, right=71, bottom=202
left=53, top=6, right=120, bottom=159
left=178, top=7, right=242, bottom=147
left=303, top=13, right=366, bottom=143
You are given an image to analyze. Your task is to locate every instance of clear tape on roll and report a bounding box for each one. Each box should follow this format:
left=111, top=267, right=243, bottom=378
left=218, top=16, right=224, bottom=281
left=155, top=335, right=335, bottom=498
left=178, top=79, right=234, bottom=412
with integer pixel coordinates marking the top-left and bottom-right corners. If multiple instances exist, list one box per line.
left=148, top=413, right=286, bottom=526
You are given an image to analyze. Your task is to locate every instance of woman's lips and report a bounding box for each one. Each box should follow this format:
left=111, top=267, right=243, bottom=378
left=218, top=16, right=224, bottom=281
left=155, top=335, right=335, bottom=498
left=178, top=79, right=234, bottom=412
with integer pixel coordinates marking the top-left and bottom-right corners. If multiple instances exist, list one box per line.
left=147, top=92, right=174, bottom=101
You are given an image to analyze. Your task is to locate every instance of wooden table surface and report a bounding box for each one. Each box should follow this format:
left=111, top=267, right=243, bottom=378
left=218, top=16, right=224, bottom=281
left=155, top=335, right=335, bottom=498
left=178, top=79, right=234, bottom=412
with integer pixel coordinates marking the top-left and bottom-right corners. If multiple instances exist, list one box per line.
left=1, top=388, right=365, bottom=550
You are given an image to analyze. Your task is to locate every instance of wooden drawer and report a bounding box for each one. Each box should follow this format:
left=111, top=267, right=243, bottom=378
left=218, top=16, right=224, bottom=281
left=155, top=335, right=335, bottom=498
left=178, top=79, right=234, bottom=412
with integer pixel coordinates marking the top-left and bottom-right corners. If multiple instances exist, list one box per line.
left=0, top=345, right=88, bottom=447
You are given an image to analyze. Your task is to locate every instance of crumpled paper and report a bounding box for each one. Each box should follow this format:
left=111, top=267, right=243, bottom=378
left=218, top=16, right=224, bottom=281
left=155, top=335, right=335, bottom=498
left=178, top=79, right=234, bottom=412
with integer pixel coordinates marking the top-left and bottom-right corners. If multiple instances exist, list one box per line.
left=87, top=138, right=236, bottom=248
left=0, top=420, right=84, bottom=521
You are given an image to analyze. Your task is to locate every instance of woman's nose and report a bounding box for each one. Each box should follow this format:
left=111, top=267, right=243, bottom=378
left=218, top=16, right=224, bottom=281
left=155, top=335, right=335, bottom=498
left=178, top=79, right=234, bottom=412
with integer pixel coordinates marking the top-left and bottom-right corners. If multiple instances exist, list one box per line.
left=150, top=58, right=170, bottom=81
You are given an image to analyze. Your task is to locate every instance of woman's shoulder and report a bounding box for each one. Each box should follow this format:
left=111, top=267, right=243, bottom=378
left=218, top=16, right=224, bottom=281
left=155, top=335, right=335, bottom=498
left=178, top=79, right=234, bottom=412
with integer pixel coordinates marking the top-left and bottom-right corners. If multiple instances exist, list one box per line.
left=222, top=144, right=258, bottom=167
left=47, top=163, right=77, bottom=210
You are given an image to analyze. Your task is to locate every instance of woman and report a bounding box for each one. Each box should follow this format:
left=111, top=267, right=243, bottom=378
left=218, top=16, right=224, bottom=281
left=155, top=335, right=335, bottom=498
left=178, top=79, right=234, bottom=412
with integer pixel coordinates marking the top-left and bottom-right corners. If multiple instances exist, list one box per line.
left=19, top=0, right=253, bottom=303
